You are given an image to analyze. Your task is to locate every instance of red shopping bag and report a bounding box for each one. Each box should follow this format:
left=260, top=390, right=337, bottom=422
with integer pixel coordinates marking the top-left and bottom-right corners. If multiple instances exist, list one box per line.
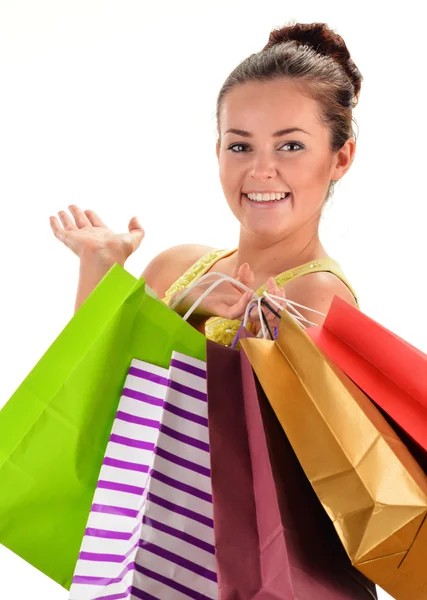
left=206, top=338, right=377, bottom=599
left=307, top=295, right=427, bottom=451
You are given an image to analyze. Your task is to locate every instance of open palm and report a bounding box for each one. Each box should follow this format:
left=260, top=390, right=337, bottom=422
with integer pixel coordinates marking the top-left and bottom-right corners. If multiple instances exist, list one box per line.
left=50, top=204, right=144, bottom=264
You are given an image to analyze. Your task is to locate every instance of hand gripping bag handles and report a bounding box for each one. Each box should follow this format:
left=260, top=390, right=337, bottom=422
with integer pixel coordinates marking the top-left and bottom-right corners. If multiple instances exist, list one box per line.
left=240, top=307, right=427, bottom=600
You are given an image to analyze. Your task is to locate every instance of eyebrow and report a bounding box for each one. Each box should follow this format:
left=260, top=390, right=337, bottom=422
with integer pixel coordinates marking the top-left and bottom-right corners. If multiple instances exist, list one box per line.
left=224, top=127, right=310, bottom=137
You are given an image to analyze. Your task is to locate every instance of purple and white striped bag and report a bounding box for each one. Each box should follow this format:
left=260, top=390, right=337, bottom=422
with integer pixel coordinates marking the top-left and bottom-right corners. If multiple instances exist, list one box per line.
left=69, top=351, right=217, bottom=600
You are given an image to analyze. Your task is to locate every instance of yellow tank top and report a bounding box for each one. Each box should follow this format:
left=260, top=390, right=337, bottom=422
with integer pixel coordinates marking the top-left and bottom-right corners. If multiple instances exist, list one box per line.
left=163, top=248, right=359, bottom=347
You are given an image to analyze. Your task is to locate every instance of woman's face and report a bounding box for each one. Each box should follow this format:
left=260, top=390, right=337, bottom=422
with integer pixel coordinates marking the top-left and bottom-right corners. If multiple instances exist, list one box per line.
left=216, top=78, right=355, bottom=240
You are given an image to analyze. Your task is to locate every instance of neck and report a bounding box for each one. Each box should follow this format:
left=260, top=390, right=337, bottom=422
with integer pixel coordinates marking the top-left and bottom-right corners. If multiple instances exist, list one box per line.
left=232, top=221, right=328, bottom=279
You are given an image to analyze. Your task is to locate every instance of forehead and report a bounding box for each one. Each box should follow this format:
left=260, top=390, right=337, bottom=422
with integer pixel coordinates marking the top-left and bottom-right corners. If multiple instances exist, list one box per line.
left=220, top=79, right=323, bottom=133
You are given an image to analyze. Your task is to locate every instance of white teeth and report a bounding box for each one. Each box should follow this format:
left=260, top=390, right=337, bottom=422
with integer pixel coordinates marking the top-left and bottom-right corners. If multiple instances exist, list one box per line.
left=247, top=192, right=288, bottom=202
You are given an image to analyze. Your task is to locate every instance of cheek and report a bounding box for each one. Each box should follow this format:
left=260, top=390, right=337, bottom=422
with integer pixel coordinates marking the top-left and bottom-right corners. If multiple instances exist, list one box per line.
left=219, top=155, right=243, bottom=189
left=286, top=155, right=331, bottom=189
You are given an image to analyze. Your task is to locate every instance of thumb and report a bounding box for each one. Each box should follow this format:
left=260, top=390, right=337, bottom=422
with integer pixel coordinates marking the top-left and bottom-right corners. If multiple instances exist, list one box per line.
left=124, top=217, right=145, bottom=252
left=128, top=216, right=144, bottom=233
left=236, top=262, right=255, bottom=289
left=266, top=277, right=285, bottom=297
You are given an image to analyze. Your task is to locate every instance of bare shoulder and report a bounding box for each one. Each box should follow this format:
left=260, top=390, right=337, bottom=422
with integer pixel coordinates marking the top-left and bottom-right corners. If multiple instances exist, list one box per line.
left=283, top=271, right=357, bottom=326
left=141, top=244, right=216, bottom=298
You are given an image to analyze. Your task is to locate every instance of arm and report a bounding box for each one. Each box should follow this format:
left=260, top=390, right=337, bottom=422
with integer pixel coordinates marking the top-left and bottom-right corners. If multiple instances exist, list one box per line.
left=51, top=206, right=215, bottom=316
left=74, top=243, right=214, bottom=314
left=74, top=249, right=124, bottom=313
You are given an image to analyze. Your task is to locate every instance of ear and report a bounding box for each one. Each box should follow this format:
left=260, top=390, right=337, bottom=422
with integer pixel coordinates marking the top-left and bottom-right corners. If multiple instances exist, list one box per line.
left=216, top=140, right=220, bottom=161
left=330, top=137, right=356, bottom=181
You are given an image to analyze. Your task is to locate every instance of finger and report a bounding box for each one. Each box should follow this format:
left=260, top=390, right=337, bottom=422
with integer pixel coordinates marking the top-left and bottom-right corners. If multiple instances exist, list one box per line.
left=247, top=307, right=273, bottom=338
left=266, top=277, right=282, bottom=295
left=84, top=209, right=108, bottom=228
left=230, top=263, right=254, bottom=295
left=265, top=309, right=280, bottom=325
left=248, top=313, right=278, bottom=327
left=236, top=262, right=255, bottom=288
left=123, top=227, right=145, bottom=253
left=128, top=217, right=145, bottom=251
left=224, top=290, right=253, bottom=320
left=265, top=277, right=286, bottom=310
left=128, top=216, right=144, bottom=234
left=247, top=301, right=279, bottom=325
left=49, top=215, right=75, bottom=250
left=49, top=216, right=66, bottom=241
left=245, top=300, right=263, bottom=323
left=58, top=210, right=77, bottom=231
left=68, top=204, right=92, bottom=228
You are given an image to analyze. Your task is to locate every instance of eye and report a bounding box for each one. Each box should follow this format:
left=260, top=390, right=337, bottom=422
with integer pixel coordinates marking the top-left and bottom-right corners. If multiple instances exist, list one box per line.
left=227, top=142, right=304, bottom=153
left=228, top=143, right=249, bottom=153
left=281, top=142, right=303, bottom=152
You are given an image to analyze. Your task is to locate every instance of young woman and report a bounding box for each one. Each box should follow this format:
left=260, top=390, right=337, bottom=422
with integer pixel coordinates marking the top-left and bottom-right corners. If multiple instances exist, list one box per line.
left=50, top=22, right=362, bottom=347
left=49, top=21, right=378, bottom=597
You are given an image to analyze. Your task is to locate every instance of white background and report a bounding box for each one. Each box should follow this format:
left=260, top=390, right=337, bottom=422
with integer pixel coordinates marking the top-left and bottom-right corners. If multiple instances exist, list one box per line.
left=1, top=0, right=425, bottom=598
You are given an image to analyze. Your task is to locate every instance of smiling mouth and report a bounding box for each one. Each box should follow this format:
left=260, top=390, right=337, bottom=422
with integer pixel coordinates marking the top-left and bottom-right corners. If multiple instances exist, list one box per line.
left=242, top=192, right=291, bottom=204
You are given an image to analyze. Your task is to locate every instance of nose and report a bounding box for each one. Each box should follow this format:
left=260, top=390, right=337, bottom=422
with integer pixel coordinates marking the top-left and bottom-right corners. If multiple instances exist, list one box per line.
left=249, top=152, right=278, bottom=180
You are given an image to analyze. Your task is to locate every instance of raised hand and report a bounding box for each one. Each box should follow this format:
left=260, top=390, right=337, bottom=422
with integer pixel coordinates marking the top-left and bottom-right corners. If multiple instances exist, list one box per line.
left=50, top=205, right=144, bottom=265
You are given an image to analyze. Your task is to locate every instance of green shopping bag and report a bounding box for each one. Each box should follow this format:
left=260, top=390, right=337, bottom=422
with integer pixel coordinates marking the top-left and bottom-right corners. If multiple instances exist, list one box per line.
left=0, top=264, right=205, bottom=589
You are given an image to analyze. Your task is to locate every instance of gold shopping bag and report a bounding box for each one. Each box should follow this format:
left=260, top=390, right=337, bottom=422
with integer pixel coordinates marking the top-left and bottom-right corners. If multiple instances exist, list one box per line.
left=240, top=308, right=427, bottom=600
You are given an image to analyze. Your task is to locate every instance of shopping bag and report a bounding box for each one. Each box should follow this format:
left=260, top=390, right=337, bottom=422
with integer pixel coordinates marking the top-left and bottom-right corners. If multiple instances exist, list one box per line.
left=240, top=308, right=427, bottom=600
left=0, top=264, right=205, bottom=589
left=376, top=407, right=427, bottom=476
left=307, top=295, right=427, bottom=452
left=69, top=350, right=217, bottom=600
left=207, top=338, right=377, bottom=599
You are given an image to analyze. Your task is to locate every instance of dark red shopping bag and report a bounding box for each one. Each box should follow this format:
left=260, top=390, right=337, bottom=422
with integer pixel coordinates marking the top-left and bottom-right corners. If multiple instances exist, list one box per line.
left=206, top=338, right=377, bottom=599
left=307, top=295, right=427, bottom=451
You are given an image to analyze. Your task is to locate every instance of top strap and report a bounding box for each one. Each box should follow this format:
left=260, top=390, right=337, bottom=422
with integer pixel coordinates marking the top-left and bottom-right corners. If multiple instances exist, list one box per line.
left=261, top=257, right=359, bottom=308
left=163, top=249, right=359, bottom=308
left=163, top=248, right=236, bottom=303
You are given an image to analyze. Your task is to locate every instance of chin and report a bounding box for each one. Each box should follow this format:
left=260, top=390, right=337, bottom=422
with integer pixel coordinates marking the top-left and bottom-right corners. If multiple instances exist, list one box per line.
left=244, top=220, right=291, bottom=239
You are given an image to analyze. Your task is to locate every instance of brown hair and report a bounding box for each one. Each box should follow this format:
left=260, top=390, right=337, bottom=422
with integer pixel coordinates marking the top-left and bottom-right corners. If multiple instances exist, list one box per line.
left=216, top=22, right=363, bottom=198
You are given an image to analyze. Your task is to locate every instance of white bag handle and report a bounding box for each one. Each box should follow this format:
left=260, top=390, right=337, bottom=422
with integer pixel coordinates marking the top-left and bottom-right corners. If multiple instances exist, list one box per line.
left=263, top=291, right=326, bottom=329
left=168, top=269, right=323, bottom=334
left=169, top=271, right=256, bottom=322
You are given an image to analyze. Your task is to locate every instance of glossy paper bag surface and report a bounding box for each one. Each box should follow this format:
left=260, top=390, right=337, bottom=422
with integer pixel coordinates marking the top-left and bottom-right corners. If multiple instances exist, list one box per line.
left=240, top=308, right=427, bottom=600
left=0, top=264, right=205, bottom=589
left=70, top=352, right=217, bottom=600
left=307, top=295, right=427, bottom=451
left=207, top=339, right=376, bottom=599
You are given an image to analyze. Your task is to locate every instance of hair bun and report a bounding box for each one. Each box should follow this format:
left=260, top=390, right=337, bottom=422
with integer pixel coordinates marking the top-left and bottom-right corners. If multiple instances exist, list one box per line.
left=263, top=22, right=362, bottom=101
